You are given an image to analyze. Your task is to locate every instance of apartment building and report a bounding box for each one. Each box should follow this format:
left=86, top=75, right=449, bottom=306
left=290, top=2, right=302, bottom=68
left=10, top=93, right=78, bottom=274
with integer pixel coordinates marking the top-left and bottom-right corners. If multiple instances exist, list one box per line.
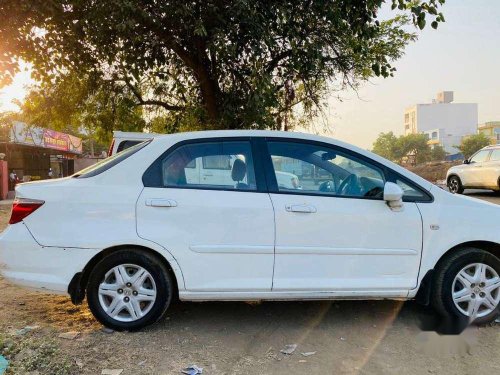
left=404, top=91, right=478, bottom=155
left=478, top=121, right=500, bottom=145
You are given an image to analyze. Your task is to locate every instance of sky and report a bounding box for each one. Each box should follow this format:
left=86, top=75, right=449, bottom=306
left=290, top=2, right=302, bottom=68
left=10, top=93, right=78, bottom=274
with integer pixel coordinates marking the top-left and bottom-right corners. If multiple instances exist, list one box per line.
left=315, top=0, right=500, bottom=148
left=1, top=1, right=499, bottom=149
left=0, top=60, right=33, bottom=112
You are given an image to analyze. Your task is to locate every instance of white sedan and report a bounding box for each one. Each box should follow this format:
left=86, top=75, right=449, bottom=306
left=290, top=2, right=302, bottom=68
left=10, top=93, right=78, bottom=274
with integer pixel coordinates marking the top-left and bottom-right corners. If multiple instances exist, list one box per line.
left=1, top=130, right=500, bottom=330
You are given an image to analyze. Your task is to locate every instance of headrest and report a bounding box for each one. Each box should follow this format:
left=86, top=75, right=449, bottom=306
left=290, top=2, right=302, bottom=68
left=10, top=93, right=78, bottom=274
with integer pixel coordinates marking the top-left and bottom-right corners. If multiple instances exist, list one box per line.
left=231, top=158, right=247, bottom=182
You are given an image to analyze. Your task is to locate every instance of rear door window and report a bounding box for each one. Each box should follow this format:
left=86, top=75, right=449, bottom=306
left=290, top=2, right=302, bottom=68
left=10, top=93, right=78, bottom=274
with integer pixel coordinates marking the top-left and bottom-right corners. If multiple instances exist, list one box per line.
left=158, top=141, right=257, bottom=191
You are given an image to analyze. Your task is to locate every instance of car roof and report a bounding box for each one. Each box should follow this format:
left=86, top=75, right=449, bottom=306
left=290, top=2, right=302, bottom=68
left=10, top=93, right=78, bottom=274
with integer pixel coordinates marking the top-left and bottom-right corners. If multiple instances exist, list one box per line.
left=482, top=144, right=500, bottom=150
left=153, top=129, right=340, bottom=142
left=152, top=130, right=359, bottom=152
left=113, top=131, right=160, bottom=140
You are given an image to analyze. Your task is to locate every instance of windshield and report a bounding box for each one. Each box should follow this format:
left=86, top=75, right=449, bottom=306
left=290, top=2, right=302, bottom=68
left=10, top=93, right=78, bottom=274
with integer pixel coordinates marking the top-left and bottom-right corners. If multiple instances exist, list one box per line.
left=74, top=140, right=150, bottom=178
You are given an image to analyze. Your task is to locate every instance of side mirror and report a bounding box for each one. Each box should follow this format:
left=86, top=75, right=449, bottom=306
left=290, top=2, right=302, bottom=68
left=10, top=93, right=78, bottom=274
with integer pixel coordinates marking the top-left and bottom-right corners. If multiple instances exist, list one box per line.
left=463, top=159, right=470, bottom=164
left=383, top=182, right=404, bottom=211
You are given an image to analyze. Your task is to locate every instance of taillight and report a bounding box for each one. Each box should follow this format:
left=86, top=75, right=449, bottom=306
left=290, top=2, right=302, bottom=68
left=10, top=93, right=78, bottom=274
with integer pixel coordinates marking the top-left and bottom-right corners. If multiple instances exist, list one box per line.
left=9, top=198, right=45, bottom=224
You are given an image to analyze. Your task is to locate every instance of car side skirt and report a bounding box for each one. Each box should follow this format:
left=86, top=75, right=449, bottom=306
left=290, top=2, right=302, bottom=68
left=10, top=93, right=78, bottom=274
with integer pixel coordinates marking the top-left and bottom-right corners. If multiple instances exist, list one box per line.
left=179, top=290, right=410, bottom=301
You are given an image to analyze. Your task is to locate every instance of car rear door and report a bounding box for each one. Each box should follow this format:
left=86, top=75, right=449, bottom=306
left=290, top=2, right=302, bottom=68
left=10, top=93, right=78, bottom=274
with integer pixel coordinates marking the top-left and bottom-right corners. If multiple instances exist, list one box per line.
left=136, top=138, right=275, bottom=292
left=261, top=138, right=424, bottom=294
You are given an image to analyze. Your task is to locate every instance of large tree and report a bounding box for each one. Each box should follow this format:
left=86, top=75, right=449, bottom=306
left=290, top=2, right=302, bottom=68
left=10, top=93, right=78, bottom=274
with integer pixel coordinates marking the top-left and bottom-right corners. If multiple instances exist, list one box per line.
left=458, top=133, right=491, bottom=159
left=0, top=0, right=445, bottom=131
left=372, top=131, right=399, bottom=160
left=372, top=131, right=447, bottom=164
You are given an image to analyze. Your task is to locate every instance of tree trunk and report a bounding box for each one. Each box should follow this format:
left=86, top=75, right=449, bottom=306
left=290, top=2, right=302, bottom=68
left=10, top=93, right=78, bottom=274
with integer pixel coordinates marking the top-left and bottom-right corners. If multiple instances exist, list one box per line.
left=198, top=75, right=220, bottom=125
left=165, top=40, right=221, bottom=125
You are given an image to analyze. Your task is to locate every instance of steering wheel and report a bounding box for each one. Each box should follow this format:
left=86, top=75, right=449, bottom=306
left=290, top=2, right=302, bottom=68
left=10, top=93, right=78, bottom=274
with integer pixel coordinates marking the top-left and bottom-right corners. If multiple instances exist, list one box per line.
left=319, top=180, right=335, bottom=193
left=337, top=174, right=359, bottom=196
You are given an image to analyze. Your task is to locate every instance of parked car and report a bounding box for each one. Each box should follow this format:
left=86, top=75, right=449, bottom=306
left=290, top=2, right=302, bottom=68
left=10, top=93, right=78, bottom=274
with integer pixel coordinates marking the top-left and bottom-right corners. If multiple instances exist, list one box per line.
left=108, top=131, right=159, bottom=156
left=1, top=131, right=500, bottom=331
left=447, top=145, right=500, bottom=194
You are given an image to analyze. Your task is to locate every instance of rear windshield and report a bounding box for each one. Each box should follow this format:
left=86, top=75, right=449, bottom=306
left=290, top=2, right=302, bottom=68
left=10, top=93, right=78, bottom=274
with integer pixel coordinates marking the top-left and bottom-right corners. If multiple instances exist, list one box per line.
left=74, top=141, right=150, bottom=178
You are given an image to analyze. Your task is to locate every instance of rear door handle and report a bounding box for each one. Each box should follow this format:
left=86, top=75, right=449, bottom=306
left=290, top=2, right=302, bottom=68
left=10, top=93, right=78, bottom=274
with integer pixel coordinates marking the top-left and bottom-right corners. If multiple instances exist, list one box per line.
left=145, top=199, right=177, bottom=207
left=285, top=204, right=317, bottom=213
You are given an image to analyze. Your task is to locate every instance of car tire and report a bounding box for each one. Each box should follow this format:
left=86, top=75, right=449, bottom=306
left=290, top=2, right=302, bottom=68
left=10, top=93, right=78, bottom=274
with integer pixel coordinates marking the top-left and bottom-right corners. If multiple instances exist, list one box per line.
left=447, top=175, right=464, bottom=194
left=87, top=249, right=173, bottom=331
left=432, top=248, right=500, bottom=325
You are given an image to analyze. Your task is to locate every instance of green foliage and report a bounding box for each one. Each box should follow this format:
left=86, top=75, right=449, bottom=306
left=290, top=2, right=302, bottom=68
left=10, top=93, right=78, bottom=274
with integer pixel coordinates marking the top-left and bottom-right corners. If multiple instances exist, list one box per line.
left=430, top=144, right=447, bottom=161
left=372, top=131, right=447, bottom=164
left=1, top=334, right=75, bottom=375
left=396, top=133, right=432, bottom=164
left=372, top=131, right=399, bottom=160
left=0, top=0, right=445, bottom=132
left=14, top=73, right=146, bottom=154
left=458, top=133, right=491, bottom=159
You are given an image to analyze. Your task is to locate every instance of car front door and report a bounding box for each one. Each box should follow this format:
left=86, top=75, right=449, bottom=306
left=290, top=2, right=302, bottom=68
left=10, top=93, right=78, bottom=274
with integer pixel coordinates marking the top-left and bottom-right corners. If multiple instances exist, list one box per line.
left=137, top=139, right=275, bottom=292
left=263, top=139, right=424, bottom=294
left=480, top=149, right=500, bottom=189
left=465, top=149, right=491, bottom=187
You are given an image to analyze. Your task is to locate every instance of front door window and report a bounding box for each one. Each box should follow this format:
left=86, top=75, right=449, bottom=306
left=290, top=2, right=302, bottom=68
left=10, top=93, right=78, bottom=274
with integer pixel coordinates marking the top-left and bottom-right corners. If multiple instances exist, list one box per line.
left=469, top=150, right=490, bottom=164
left=267, top=141, right=385, bottom=198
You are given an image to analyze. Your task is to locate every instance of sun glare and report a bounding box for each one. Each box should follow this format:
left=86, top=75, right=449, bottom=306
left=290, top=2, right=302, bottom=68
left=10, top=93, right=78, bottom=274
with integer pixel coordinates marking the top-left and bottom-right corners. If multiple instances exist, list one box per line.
left=0, top=62, right=33, bottom=112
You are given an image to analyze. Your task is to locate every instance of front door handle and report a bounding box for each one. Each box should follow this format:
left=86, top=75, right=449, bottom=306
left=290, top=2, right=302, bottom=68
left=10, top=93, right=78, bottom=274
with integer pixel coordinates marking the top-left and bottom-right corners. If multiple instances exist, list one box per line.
left=145, top=199, right=178, bottom=207
left=285, top=204, right=317, bottom=213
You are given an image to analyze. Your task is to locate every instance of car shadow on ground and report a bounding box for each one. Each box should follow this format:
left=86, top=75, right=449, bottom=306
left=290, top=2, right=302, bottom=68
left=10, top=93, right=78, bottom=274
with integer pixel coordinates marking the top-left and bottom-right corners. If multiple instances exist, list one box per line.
left=157, top=299, right=470, bottom=336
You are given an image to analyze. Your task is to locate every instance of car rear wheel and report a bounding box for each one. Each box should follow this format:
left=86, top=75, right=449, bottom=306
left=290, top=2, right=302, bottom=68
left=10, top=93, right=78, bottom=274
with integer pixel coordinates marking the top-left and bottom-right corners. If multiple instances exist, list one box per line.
left=87, top=249, right=173, bottom=331
left=447, top=175, right=464, bottom=194
left=432, top=248, right=500, bottom=325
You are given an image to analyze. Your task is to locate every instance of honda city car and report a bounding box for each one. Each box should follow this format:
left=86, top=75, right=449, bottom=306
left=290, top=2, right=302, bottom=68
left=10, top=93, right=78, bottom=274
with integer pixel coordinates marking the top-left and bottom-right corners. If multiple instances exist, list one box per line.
left=1, top=131, right=499, bottom=330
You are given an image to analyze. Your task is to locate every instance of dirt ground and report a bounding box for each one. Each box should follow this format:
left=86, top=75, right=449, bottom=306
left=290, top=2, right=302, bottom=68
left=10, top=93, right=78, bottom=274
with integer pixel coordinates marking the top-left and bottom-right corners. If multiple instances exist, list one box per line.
left=1, top=193, right=500, bottom=375
left=406, top=161, right=461, bottom=183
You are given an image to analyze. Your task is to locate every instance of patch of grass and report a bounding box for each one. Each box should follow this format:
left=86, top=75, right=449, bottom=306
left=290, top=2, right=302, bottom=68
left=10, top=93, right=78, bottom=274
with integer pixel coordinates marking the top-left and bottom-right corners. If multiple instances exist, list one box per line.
left=1, top=333, right=76, bottom=375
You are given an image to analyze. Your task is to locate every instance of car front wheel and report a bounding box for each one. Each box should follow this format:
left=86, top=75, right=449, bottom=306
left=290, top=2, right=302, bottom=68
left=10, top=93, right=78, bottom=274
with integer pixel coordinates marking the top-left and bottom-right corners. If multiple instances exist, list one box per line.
left=87, top=249, right=173, bottom=331
left=432, top=248, right=500, bottom=325
left=447, top=175, right=464, bottom=194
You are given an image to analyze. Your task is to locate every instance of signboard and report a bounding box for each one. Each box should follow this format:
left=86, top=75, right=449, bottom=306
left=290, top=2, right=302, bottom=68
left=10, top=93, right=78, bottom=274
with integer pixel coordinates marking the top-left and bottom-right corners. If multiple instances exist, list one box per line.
left=9, top=122, right=83, bottom=154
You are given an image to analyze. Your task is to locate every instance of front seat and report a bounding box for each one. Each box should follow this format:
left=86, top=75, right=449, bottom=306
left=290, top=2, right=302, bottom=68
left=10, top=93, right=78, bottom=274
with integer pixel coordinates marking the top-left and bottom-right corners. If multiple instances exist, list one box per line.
left=231, top=158, right=249, bottom=189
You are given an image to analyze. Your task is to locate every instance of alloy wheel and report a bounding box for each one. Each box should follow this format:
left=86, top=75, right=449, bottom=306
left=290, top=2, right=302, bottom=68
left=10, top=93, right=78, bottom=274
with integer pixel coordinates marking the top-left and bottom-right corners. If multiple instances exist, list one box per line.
left=452, top=262, right=500, bottom=321
left=448, top=177, right=460, bottom=193
left=98, top=264, right=157, bottom=322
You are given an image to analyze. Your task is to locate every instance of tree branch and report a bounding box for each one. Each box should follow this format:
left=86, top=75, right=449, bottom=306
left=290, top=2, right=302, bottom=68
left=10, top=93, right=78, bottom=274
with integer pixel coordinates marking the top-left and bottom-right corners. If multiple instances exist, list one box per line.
left=135, top=100, right=184, bottom=111
left=266, top=50, right=293, bottom=73
left=124, top=79, right=184, bottom=111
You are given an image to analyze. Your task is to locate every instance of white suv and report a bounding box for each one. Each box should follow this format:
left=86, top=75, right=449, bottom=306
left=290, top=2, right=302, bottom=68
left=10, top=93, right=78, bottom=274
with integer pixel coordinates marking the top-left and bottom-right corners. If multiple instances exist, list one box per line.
left=447, top=145, right=500, bottom=194
left=1, top=131, right=500, bottom=331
